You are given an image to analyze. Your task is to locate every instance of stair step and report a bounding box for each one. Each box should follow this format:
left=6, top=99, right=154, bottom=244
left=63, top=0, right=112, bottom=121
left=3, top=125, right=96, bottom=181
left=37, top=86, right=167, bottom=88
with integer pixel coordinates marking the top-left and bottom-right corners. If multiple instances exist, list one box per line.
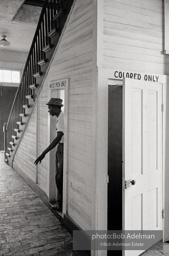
left=23, top=104, right=30, bottom=109
left=5, top=158, right=8, bottom=163
left=53, top=9, right=64, bottom=21
left=9, top=141, right=15, bottom=146
left=12, top=135, right=17, bottom=140
left=8, top=147, right=13, bottom=152
left=29, top=84, right=38, bottom=89
left=6, top=153, right=10, bottom=157
left=38, top=58, right=48, bottom=66
left=26, top=95, right=33, bottom=99
left=42, top=44, right=53, bottom=53
left=48, top=27, right=58, bottom=38
left=14, top=128, right=21, bottom=133
left=17, top=121, right=24, bottom=126
left=33, top=71, right=43, bottom=78
left=19, top=113, right=27, bottom=117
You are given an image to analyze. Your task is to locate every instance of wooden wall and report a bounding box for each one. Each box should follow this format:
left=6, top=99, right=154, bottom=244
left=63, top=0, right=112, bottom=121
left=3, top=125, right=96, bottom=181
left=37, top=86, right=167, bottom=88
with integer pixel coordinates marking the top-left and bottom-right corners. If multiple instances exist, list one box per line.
left=11, top=0, right=169, bottom=239
left=44, top=0, right=95, bottom=230
left=13, top=0, right=95, bottom=230
left=102, top=0, right=169, bottom=74
left=13, top=106, right=37, bottom=183
left=0, top=51, right=27, bottom=71
left=37, top=95, right=50, bottom=193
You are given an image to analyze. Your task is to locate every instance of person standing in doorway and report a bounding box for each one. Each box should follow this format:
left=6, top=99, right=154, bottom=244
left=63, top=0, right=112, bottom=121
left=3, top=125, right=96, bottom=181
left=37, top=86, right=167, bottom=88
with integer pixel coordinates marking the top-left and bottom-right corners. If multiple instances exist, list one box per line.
left=34, top=98, right=64, bottom=211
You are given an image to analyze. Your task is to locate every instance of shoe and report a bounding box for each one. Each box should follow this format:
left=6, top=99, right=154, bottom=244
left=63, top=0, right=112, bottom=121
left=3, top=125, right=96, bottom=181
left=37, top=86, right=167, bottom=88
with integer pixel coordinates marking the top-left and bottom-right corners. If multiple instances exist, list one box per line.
left=51, top=202, right=61, bottom=211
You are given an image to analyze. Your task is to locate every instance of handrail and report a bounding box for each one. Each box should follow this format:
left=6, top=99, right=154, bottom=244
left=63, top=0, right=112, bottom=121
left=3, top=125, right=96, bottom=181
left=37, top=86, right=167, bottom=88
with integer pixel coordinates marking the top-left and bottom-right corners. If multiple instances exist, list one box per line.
left=4, top=0, right=74, bottom=160
left=6, top=0, right=63, bottom=130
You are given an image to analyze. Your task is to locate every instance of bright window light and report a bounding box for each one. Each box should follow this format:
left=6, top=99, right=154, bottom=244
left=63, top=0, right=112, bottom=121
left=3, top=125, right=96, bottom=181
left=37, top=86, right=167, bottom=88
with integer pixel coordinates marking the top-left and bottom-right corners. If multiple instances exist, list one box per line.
left=3, top=70, right=11, bottom=83
left=0, top=70, right=2, bottom=82
left=0, top=69, right=20, bottom=83
left=12, top=71, right=20, bottom=83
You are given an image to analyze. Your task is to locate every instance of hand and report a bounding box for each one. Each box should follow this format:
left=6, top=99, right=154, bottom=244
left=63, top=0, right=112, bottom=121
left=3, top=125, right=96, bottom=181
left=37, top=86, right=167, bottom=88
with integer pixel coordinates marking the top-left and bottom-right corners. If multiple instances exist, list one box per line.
left=34, top=153, right=45, bottom=165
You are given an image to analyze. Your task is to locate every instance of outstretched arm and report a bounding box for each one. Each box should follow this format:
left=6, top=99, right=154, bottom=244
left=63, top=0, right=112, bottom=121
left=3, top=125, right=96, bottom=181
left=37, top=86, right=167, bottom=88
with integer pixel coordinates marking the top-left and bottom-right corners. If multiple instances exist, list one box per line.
left=34, top=132, right=63, bottom=165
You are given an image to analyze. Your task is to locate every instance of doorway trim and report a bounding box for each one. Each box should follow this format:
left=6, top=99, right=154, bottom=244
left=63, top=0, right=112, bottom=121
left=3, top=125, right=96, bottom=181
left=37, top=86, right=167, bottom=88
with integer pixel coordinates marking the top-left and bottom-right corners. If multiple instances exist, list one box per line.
left=107, top=78, right=165, bottom=256
left=48, top=78, right=69, bottom=216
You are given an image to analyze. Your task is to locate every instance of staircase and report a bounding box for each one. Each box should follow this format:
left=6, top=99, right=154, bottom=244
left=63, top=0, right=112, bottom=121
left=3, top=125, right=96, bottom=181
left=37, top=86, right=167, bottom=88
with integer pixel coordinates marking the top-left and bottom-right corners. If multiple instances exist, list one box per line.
left=4, top=0, right=74, bottom=164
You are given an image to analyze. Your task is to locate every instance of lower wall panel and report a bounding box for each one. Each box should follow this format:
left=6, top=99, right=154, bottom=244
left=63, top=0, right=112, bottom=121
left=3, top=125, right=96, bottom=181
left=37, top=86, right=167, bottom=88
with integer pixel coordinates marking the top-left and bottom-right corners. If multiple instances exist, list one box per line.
left=13, top=107, right=37, bottom=188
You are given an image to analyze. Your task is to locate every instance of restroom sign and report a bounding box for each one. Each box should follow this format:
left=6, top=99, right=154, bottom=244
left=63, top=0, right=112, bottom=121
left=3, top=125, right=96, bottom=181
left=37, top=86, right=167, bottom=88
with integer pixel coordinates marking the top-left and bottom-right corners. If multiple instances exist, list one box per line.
left=49, top=79, right=68, bottom=89
left=114, top=70, right=160, bottom=82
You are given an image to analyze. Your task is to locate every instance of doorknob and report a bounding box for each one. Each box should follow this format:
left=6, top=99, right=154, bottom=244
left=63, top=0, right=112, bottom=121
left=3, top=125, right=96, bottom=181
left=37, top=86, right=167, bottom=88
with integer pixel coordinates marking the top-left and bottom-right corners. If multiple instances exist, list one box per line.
left=125, top=179, right=136, bottom=189
left=131, top=180, right=136, bottom=185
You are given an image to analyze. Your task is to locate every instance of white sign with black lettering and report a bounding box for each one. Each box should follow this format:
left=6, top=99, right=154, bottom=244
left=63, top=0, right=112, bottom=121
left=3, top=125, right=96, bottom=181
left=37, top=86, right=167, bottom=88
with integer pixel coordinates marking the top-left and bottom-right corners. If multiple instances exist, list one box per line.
left=49, top=79, right=68, bottom=89
left=110, top=70, right=167, bottom=84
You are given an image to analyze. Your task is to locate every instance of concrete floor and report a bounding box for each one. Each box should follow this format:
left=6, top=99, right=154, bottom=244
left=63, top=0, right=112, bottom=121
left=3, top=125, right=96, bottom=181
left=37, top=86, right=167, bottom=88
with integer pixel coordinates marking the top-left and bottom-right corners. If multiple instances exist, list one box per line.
left=0, top=151, right=169, bottom=256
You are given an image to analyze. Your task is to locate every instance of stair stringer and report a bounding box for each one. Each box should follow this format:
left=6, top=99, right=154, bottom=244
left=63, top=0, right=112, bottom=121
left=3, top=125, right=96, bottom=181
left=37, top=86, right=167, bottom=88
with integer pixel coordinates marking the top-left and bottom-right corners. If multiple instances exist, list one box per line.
left=6, top=0, right=76, bottom=165
left=5, top=0, right=75, bottom=165
left=12, top=0, right=76, bottom=196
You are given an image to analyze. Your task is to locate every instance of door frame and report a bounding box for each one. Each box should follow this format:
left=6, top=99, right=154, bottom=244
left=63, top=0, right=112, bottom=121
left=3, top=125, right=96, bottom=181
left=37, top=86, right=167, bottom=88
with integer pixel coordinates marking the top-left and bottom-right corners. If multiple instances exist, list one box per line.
left=107, top=80, right=123, bottom=230
left=107, top=79, right=123, bottom=256
left=107, top=78, right=165, bottom=255
left=48, top=78, right=69, bottom=216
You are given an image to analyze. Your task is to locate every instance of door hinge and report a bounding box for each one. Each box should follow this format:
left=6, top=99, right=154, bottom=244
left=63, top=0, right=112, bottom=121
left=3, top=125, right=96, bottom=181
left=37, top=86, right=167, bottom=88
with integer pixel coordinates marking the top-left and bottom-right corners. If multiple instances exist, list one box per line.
left=161, top=104, right=164, bottom=112
left=107, top=175, right=109, bottom=183
left=162, top=209, right=165, bottom=219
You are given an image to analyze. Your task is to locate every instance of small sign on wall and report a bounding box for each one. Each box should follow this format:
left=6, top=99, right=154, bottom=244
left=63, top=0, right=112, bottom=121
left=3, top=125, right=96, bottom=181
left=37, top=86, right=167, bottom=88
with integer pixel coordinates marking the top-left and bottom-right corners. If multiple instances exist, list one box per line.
left=49, top=79, right=68, bottom=89
left=114, top=70, right=159, bottom=82
left=109, top=69, right=167, bottom=84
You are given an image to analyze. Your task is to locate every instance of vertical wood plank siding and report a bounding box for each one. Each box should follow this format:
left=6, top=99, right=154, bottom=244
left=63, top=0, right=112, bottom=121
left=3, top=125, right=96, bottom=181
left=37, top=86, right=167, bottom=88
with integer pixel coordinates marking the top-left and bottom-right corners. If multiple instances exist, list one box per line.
left=47, top=0, right=94, bottom=230
left=13, top=107, right=37, bottom=183
left=103, top=0, right=169, bottom=74
left=13, top=0, right=94, bottom=230
left=37, top=95, right=49, bottom=192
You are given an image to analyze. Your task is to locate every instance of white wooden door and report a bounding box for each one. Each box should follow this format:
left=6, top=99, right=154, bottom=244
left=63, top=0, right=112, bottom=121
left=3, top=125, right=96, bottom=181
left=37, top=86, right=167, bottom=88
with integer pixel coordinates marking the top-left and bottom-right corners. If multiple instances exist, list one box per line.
left=123, top=79, right=163, bottom=256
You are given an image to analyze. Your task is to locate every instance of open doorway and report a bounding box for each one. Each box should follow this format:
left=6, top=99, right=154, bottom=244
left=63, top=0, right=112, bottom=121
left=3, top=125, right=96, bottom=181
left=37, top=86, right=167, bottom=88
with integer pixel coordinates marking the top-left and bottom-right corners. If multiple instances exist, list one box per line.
left=48, top=78, right=69, bottom=215
left=48, top=88, right=65, bottom=213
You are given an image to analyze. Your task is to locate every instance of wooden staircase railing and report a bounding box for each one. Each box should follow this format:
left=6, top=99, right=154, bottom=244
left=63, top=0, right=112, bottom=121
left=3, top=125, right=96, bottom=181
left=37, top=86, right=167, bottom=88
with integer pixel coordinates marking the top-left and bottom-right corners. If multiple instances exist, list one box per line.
left=4, top=0, right=74, bottom=163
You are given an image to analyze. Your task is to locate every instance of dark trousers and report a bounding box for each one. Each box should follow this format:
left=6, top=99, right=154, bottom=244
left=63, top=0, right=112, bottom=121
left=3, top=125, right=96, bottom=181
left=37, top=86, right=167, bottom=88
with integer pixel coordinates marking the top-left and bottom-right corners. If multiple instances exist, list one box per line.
left=55, top=143, right=63, bottom=207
